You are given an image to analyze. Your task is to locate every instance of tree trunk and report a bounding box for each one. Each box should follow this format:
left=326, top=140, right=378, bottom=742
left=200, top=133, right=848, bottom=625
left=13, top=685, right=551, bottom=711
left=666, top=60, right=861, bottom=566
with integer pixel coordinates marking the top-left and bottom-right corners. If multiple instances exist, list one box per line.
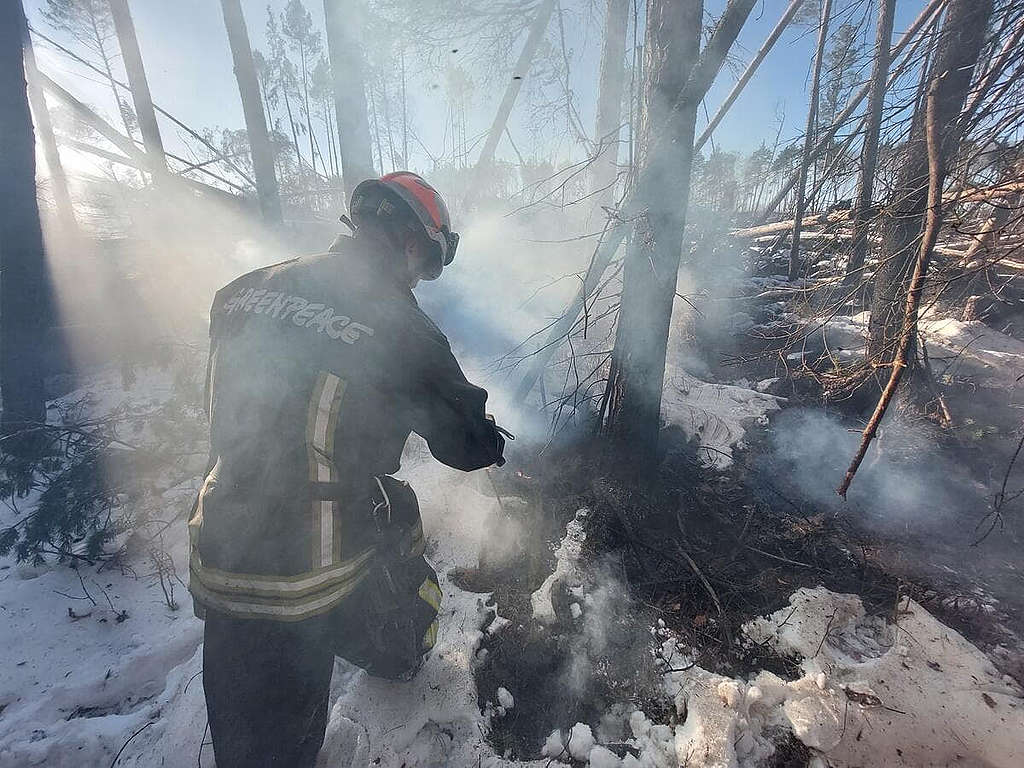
left=323, top=0, right=376, bottom=199
left=300, top=43, right=318, bottom=178
left=220, top=0, right=282, bottom=224
left=845, top=0, right=896, bottom=283
left=514, top=0, right=755, bottom=407
left=1, top=1, right=51, bottom=431
left=590, top=0, right=630, bottom=204
left=602, top=0, right=756, bottom=470
left=788, top=0, right=832, bottom=282
left=868, top=0, right=993, bottom=367
left=21, top=20, right=76, bottom=234
left=469, top=0, right=557, bottom=201
left=108, top=0, right=166, bottom=177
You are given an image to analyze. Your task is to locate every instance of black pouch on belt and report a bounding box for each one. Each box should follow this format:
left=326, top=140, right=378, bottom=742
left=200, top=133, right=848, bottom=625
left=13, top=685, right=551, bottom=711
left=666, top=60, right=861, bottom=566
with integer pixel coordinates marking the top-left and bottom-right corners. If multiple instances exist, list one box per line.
left=353, top=476, right=441, bottom=679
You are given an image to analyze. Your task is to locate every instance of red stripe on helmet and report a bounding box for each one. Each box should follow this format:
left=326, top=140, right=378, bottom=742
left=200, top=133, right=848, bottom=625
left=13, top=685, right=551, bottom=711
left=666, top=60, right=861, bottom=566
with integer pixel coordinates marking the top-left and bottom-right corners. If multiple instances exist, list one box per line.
left=381, top=172, right=446, bottom=231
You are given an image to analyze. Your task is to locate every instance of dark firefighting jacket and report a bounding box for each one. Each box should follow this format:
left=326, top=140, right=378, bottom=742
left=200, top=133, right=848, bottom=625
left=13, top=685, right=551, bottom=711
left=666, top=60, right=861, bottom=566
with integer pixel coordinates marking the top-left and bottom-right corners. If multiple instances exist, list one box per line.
left=188, top=235, right=503, bottom=621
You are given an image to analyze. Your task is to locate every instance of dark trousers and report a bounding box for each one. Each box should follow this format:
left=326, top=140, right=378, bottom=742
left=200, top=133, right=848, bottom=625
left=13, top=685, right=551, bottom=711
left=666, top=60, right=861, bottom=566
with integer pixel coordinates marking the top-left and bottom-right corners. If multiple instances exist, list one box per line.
left=203, top=612, right=334, bottom=768
left=201, top=554, right=440, bottom=766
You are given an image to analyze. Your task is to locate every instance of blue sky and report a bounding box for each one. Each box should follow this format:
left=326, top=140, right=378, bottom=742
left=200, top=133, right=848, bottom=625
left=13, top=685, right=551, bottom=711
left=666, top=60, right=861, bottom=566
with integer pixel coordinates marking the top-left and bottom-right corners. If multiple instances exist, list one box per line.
left=26, top=0, right=930, bottom=174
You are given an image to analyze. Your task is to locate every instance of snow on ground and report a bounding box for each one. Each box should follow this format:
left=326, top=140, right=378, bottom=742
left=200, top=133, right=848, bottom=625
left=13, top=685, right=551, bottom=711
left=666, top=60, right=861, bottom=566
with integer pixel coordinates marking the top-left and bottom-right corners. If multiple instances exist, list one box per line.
left=657, top=587, right=1024, bottom=768
left=3, top=368, right=1022, bottom=767
left=531, top=508, right=586, bottom=624
left=661, top=364, right=786, bottom=469
left=537, top=586, right=1023, bottom=768
left=817, top=311, right=1024, bottom=391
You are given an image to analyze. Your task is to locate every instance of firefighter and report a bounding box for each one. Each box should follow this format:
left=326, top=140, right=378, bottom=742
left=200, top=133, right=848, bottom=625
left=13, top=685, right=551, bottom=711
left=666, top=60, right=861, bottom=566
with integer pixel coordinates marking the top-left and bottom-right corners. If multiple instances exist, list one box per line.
left=188, top=172, right=506, bottom=768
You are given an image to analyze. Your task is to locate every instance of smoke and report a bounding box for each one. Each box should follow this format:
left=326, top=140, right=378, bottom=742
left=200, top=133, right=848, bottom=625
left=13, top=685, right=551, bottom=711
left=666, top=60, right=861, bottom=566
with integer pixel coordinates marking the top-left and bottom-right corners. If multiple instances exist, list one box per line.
left=766, top=408, right=984, bottom=531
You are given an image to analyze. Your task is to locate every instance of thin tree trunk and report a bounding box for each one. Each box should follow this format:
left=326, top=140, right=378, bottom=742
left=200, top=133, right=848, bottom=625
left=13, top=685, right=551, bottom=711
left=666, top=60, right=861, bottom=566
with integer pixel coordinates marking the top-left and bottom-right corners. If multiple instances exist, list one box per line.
left=219, top=0, right=282, bottom=224
left=283, top=85, right=304, bottom=174
left=323, top=0, right=376, bottom=198
left=759, top=0, right=947, bottom=223
left=400, top=48, right=408, bottom=166
left=788, top=0, right=832, bottom=282
left=299, top=43, right=318, bottom=177
left=695, top=0, right=806, bottom=152
left=839, top=63, right=947, bottom=498
left=591, top=0, right=630, bottom=205
left=868, top=0, right=993, bottom=367
left=380, top=72, right=396, bottom=171
left=1, top=0, right=51, bottom=431
left=369, top=81, right=384, bottom=175
left=603, top=0, right=757, bottom=469
left=846, top=0, right=897, bottom=283
left=469, top=0, right=557, bottom=201
left=21, top=21, right=76, bottom=234
left=86, top=4, right=133, bottom=141
left=108, top=0, right=166, bottom=177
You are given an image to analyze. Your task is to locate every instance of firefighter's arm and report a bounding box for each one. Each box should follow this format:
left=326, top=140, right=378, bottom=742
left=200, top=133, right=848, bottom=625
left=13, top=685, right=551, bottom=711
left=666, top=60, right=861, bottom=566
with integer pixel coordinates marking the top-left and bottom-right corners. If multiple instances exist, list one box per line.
left=406, top=315, right=505, bottom=471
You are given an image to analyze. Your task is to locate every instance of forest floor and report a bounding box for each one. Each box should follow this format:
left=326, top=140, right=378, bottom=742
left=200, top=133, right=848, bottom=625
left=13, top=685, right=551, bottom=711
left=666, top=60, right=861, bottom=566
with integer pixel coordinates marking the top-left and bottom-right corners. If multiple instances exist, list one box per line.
left=1, top=241, right=1023, bottom=766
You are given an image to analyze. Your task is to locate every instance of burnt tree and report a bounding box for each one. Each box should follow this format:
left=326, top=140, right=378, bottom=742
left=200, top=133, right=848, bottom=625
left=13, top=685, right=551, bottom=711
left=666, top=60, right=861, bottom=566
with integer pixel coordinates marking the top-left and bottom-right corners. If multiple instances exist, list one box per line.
left=846, top=0, right=896, bottom=283
left=220, top=0, right=283, bottom=224
left=868, top=0, right=993, bottom=369
left=0, top=1, right=52, bottom=431
left=603, top=0, right=756, bottom=469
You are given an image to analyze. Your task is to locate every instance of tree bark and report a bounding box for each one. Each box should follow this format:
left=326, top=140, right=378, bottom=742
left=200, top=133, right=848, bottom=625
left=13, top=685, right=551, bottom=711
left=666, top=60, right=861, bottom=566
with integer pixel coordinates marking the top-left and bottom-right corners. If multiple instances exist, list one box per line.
left=469, top=0, right=557, bottom=202
left=845, top=0, right=896, bottom=282
left=108, top=0, right=166, bottom=177
left=590, top=0, right=630, bottom=205
left=788, top=0, right=832, bottom=282
left=603, top=0, right=756, bottom=470
left=323, top=0, right=376, bottom=200
left=868, top=0, right=992, bottom=366
left=220, top=0, right=283, bottom=224
left=21, top=19, right=76, bottom=234
left=1, top=1, right=51, bottom=431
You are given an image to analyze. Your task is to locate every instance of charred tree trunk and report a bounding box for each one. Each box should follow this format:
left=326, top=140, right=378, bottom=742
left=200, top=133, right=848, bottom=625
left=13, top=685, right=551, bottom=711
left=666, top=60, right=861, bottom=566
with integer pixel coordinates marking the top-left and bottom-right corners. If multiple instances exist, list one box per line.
left=0, top=2, right=51, bottom=431
left=603, top=0, right=756, bottom=470
left=788, top=0, right=832, bottom=282
left=590, top=0, right=630, bottom=204
left=868, top=0, right=993, bottom=369
left=108, top=0, right=166, bottom=177
left=469, top=0, right=556, bottom=201
left=220, top=0, right=282, bottom=225
left=846, top=0, right=896, bottom=284
left=21, top=18, right=76, bottom=234
left=323, top=0, right=376, bottom=199
left=603, top=0, right=703, bottom=467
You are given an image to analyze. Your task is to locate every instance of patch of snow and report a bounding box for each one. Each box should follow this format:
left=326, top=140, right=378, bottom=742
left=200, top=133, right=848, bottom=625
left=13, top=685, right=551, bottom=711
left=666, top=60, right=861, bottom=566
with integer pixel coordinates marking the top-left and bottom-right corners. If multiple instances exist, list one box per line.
left=588, top=744, right=623, bottom=767
left=530, top=509, right=587, bottom=623
left=497, top=686, right=514, bottom=710
left=541, top=728, right=565, bottom=759
left=820, top=312, right=1024, bottom=391
left=661, top=366, right=786, bottom=469
left=647, top=587, right=1024, bottom=768
left=567, top=722, right=595, bottom=761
